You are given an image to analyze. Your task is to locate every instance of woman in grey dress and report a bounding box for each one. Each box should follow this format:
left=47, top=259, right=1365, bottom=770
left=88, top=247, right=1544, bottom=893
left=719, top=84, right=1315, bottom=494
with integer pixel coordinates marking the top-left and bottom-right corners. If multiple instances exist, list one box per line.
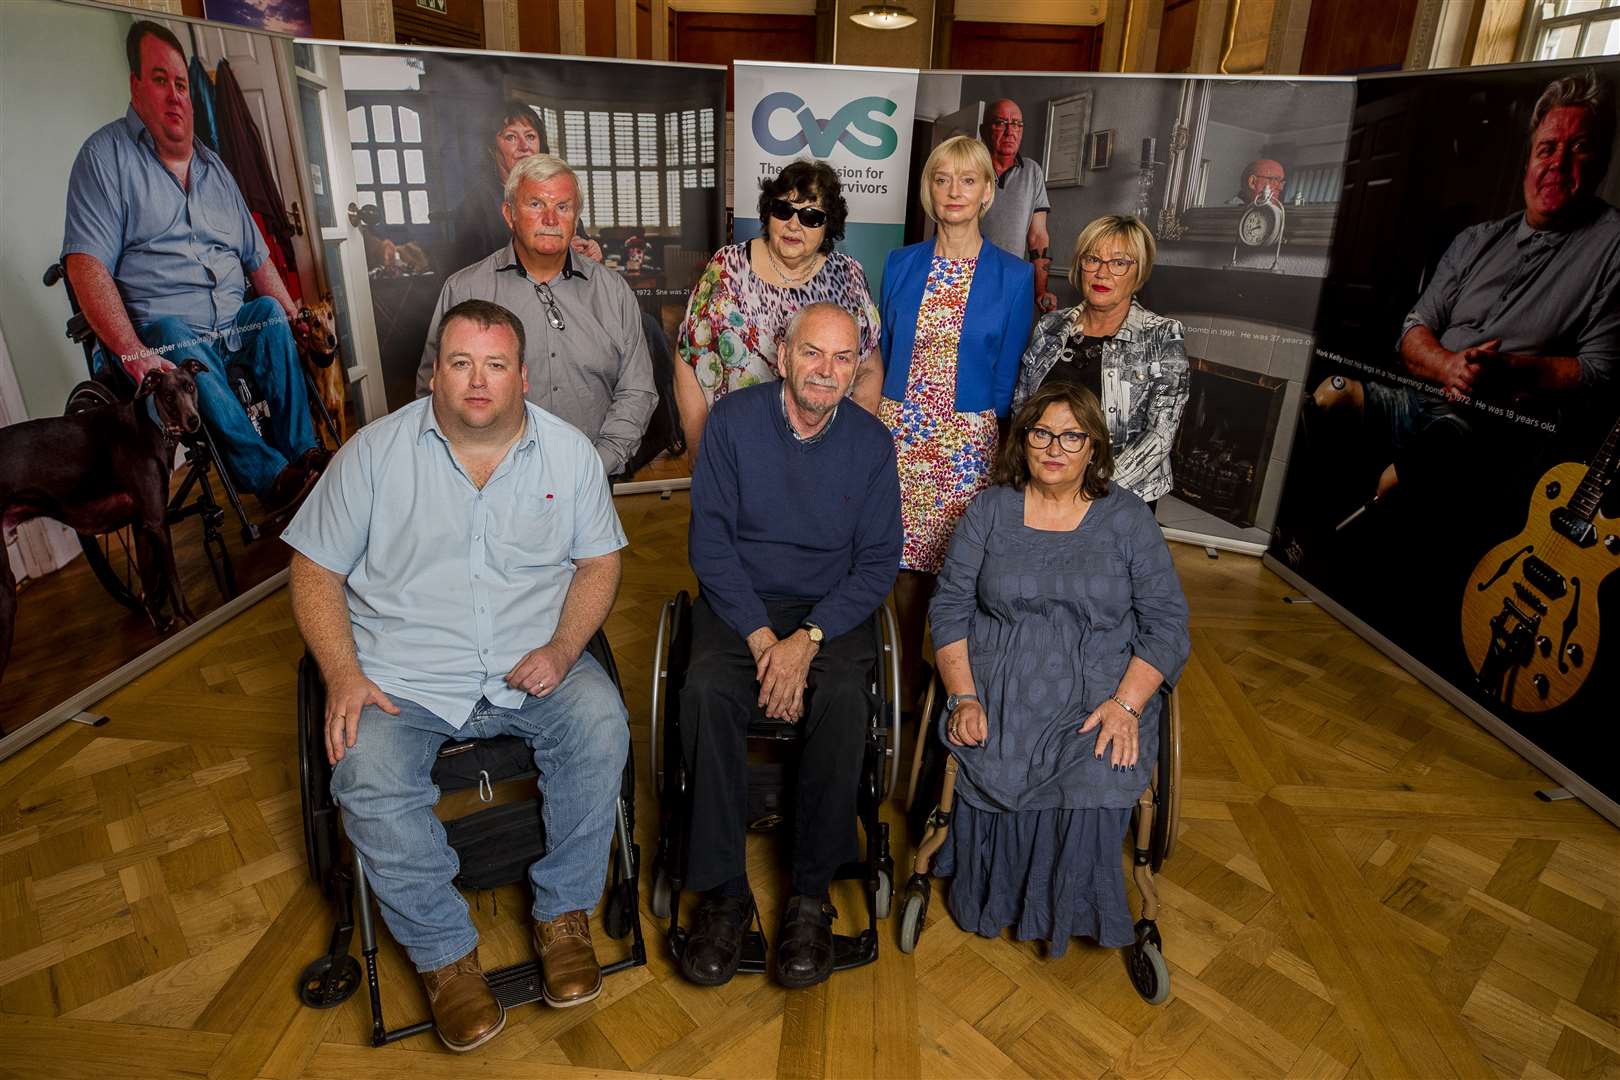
left=927, top=381, right=1190, bottom=955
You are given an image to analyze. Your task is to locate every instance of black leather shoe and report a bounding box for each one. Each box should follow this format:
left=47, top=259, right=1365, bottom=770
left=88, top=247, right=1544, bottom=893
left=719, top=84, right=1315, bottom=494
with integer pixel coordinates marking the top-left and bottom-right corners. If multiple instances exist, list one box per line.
left=679, top=893, right=752, bottom=986
left=776, top=895, right=835, bottom=989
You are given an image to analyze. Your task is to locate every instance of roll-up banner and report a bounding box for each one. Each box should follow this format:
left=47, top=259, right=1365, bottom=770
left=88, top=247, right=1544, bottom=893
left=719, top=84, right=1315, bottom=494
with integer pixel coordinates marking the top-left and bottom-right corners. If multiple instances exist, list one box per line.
left=0, top=1, right=342, bottom=739
left=908, top=71, right=1355, bottom=552
left=316, top=44, right=728, bottom=492
left=733, top=60, right=919, bottom=295
left=1269, top=59, right=1620, bottom=824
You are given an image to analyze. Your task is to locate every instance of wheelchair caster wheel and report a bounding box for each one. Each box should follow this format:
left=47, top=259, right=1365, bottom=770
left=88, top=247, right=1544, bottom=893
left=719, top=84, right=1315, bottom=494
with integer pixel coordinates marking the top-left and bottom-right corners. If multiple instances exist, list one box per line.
left=650, top=862, right=673, bottom=920
left=875, top=869, right=892, bottom=920
left=1127, top=940, right=1170, bottom=1005
left=297, top=953, right=361, bottom=1009
left=898, top=887, right=928, bottom=954
left=604, top=883, right=633, bottom=940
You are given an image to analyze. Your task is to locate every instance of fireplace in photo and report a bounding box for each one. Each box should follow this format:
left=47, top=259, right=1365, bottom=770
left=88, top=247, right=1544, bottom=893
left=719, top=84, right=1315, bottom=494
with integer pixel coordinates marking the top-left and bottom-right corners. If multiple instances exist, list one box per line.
left=1170, top=357, right=1288, bottom=528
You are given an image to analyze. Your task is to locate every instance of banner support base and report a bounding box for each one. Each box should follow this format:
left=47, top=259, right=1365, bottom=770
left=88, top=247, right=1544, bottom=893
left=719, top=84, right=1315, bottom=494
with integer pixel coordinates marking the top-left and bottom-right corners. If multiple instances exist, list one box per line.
left=1535, top=787, right=1576, bottom=802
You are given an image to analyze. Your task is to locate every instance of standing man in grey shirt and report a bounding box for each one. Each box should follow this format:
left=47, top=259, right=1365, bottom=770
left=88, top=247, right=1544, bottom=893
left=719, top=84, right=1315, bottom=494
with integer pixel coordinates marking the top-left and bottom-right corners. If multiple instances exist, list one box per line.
left=418, top=154, right=656, bottom=477
left=978, top=99, right=1057, bottom=315
left=1313, top=70, right=1620, bottom=499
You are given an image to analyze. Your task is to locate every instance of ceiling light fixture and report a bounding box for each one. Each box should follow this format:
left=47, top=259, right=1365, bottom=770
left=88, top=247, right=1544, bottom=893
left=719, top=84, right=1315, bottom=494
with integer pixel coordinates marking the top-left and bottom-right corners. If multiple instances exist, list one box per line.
left=850, top=3, right=918, bottom=30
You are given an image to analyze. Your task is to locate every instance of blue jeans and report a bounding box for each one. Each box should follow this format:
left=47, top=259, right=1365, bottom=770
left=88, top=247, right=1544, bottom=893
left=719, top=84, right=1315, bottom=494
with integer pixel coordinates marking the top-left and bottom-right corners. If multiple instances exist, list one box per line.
left=329, top=653, right=629, bottom=972
left=126, top=297, right=316, bottom=495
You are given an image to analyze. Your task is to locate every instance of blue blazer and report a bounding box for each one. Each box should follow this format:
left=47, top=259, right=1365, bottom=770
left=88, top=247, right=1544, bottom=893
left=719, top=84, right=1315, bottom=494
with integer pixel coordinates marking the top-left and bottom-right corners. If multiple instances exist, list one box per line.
left=878, top=238, right=1035, bottom=417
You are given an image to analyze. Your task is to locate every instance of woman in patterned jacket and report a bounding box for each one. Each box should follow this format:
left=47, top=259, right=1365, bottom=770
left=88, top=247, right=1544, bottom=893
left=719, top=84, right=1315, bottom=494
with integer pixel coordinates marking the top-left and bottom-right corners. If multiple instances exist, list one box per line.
left=1012, top=215, right=1189, bottom=506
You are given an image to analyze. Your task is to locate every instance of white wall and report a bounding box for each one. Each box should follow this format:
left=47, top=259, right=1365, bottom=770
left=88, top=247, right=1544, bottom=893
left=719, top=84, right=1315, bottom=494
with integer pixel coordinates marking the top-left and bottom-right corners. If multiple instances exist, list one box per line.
left=0, top=1, right=138, bottom=420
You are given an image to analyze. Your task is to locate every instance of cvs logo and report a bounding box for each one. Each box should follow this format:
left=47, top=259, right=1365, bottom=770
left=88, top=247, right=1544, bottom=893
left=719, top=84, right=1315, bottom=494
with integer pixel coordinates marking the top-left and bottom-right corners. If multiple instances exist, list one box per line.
left=752, top=92, right=898, bottom=160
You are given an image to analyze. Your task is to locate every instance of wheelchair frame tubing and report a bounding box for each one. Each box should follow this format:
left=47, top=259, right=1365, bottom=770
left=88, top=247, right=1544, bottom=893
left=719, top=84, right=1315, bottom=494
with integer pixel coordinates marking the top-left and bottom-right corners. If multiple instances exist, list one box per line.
left=352, top=846, right=434, bottom=1046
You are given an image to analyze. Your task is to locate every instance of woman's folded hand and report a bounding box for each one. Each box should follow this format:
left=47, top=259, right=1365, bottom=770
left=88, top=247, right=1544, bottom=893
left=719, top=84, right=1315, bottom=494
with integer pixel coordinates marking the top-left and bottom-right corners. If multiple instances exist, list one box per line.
left=1079, top=699, right=1139, bottom=768
left=946, top=700, right=988, bottom=748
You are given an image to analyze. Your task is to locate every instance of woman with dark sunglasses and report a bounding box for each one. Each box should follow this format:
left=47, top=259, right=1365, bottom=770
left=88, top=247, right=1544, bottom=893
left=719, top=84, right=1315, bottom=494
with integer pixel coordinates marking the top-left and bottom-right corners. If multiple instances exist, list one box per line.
left=675, top=160, right=881, bottom=456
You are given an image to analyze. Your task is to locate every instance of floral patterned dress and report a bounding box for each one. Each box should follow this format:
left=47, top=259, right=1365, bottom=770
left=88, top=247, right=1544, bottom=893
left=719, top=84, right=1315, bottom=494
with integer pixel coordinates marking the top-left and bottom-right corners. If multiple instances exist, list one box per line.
left=879, top=255, right=999, bottom=573
left=677, top=241, right=881, bottom=406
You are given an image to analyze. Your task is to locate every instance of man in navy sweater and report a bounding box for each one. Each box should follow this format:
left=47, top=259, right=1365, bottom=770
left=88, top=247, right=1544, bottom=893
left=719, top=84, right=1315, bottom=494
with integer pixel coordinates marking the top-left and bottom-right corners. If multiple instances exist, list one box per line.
left=678, top=302, right=901, bottom=989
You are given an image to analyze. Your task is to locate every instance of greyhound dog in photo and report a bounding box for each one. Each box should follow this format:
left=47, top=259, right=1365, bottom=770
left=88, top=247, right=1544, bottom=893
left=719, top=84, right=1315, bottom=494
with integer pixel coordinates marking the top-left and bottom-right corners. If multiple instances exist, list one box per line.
left=293, top=300, right=347, bottom=446
left=0, top=360, right=207, bottom=683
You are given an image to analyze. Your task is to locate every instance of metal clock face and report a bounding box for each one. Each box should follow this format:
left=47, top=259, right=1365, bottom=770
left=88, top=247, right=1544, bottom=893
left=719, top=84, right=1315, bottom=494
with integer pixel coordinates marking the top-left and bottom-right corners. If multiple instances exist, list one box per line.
left=1239, top=203, right=1282, bottom=247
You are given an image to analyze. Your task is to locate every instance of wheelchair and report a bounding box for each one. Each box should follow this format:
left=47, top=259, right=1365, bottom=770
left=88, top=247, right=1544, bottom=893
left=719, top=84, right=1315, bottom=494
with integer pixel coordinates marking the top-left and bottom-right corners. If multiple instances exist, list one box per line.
left=898, top=677, right=1182, bottom=1006
left=43, top=261, right=339, bottom=610
left=646, top=591, right=903, bottom=976
left=295, top=631, right=646, bottom=1045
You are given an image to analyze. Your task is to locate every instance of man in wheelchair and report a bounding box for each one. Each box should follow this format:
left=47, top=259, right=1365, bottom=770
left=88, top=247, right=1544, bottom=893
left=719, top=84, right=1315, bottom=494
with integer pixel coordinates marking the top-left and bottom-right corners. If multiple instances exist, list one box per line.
left=61, top=20, right=323, bottom=515
left=282, top=299, right=630, bottom=1051
left=679, top=302, right=901, bottom=989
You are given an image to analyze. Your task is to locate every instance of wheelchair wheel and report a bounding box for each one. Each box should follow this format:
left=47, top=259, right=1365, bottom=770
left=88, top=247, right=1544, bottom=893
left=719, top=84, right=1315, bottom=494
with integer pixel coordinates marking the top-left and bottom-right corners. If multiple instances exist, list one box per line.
left=297, top=952, right=361, bottom=1009
left=297, top=654, right=342, bottom=889
left=1127, top=939, right=1171, bottom=1005
left=874, top=867, right=892, bottom=920
left=649, top=859, right=673, bottom=920
left=65, top=381, right=144, bottom=613
left=898, top=880, right=929, bottom=954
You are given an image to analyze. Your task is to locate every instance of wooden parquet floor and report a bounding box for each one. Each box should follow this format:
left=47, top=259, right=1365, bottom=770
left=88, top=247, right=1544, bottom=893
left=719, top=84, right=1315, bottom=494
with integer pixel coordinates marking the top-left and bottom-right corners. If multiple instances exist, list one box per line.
left=1, top=490, right=1617, bottom=1079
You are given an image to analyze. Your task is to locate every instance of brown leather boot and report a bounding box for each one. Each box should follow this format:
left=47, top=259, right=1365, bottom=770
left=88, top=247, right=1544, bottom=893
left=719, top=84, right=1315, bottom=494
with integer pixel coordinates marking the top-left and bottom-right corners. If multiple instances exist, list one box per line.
left=533, top=911, right=602, bottom=1007
left=420, top=947, right=505, bottom=1052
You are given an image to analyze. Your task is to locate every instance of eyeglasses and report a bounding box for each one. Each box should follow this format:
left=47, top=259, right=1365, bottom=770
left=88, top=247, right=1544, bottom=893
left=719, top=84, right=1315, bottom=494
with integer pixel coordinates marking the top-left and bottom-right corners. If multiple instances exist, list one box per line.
left=767, top=199, right=829, bottom=229
left=1025, top=427, right=1091, bottom=453
left=1079, top=254, right=1138, bottom=276
left=987, top=119, right=1024, bottom=131
left=533, top=281, right=565, bottom=332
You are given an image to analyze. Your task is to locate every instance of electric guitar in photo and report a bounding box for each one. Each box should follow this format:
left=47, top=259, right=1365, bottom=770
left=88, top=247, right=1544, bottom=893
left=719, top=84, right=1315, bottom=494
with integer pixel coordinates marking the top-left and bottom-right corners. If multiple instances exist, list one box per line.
left=1461, top=415, right=1619, bottom=713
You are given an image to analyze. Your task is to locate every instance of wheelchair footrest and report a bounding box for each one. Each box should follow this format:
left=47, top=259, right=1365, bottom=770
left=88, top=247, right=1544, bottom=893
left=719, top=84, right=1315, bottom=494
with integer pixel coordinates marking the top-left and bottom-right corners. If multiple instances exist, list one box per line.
left=668, top=926, right=772, bottom=974
left=484, top=960, right=546, bottom=1009
left=831, top=930, right=877, bottom=972
left=667, top=927, right=872, bottom=976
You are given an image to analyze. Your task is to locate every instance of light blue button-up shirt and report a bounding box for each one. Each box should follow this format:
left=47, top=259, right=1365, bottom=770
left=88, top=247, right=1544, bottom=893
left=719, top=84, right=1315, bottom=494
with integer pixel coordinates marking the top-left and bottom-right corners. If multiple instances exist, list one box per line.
left=282, top=398, right=628, bottom=728
left=61, top=107, right=268, bottom=342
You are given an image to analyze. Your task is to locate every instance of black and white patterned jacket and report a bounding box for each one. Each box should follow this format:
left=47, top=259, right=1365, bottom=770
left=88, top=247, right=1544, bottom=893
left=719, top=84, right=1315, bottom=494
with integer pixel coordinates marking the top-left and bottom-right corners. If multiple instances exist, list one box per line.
left=1012, top=300, right=1190, bottom=502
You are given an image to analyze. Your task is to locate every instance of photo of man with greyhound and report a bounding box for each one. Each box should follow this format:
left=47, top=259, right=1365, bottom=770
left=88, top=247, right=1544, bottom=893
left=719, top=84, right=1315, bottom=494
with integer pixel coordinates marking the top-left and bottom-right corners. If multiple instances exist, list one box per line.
left=62, top=20, right=327, bottom=516
left=0, top=3, right=346, bottom=737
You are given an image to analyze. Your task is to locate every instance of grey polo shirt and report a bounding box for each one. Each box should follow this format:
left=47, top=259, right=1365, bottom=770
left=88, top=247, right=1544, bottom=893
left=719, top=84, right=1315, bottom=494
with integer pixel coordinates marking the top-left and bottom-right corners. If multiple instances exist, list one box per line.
left=980, top=153, right=1051, bottom=261
left=418, top=244, right=657, bottom=475
left=1400, top=203, right=1620, bottom=388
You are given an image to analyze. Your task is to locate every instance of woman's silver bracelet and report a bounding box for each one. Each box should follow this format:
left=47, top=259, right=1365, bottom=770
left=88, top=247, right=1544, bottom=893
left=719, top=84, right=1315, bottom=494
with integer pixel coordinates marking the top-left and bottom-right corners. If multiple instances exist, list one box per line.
left=1110, top=695, right=1141, bottom=719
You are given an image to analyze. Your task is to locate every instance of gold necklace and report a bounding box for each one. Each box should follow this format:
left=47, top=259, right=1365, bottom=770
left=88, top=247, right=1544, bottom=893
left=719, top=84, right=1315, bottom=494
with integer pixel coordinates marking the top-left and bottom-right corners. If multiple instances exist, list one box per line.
left=764, top=239, right=820, bottom=287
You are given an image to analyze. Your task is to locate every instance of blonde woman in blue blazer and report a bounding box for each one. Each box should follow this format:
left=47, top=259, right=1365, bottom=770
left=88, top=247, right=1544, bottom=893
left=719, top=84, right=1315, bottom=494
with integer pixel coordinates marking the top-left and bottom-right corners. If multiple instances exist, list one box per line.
left=878, top=134, right=1035, bottom=712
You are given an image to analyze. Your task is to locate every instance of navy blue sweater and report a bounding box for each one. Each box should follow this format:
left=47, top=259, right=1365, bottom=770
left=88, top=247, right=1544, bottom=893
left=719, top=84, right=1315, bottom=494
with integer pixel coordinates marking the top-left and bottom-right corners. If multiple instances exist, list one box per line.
left=689, top=382, right=901, bottom=641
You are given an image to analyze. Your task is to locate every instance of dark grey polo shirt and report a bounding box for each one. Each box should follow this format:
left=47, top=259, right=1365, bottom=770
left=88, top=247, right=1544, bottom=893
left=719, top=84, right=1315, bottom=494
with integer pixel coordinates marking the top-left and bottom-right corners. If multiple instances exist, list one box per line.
left=980, top=153, right=1051, bottom=261
left=1400, top=203, right=1620, bottom=388
left=418, top=244, right=657, bottom=475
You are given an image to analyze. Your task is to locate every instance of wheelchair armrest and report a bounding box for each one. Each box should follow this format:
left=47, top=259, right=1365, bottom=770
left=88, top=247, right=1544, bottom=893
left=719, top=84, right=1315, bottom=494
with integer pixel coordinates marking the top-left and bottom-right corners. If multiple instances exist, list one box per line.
left=66, top=312, right=96, bottom=347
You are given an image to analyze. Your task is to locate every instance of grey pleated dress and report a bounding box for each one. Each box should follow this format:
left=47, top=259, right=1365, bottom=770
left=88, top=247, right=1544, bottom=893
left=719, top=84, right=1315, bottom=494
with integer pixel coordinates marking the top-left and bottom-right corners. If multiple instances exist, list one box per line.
left=927, top=483, right=1190, bottom=955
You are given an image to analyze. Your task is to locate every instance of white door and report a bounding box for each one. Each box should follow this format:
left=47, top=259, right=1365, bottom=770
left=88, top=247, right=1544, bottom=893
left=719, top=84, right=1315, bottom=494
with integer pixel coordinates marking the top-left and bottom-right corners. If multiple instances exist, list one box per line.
left=187, top=22, right=320, bottom=302
left=290, top=43, right=388, bottom=424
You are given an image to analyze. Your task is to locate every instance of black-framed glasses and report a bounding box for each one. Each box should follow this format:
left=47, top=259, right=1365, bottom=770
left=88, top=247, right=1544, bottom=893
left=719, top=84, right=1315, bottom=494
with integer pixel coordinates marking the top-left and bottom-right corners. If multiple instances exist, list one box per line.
left=1079, top=254, right=1138, bottom=276
left=767, top=199, right=829, bottom=229
left=533, top=281, right=565, bottom=332
left=1025, top=426, right=1091, bottom=453
left=987, top=118, right=1024, bottom=131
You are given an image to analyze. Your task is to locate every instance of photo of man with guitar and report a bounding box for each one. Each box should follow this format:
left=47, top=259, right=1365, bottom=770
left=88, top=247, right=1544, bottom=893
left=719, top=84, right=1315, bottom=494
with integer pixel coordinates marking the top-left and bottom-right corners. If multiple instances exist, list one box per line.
left=1272, top=64, right=1620, bottom=802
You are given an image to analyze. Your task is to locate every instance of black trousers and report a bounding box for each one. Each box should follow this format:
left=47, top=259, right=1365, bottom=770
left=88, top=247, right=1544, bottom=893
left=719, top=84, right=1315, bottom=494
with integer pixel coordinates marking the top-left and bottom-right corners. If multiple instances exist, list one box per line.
left=678, top=593, right=876, bottom=897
